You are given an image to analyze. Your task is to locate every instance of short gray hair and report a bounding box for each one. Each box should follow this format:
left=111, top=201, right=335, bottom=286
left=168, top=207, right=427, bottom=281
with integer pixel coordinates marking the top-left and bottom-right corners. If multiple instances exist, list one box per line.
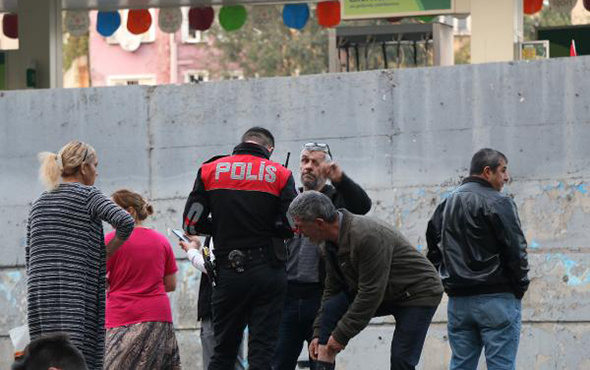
left=300, top=142, right=333, bottom=162
left=300, top=148, right=332, bottom=163
left=288, top=191, right=337, bottom=223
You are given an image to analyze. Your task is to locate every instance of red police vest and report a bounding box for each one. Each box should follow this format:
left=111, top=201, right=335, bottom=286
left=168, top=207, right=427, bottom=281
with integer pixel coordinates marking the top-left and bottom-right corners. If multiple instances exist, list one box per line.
left=200, top=154, right=291, bottom=196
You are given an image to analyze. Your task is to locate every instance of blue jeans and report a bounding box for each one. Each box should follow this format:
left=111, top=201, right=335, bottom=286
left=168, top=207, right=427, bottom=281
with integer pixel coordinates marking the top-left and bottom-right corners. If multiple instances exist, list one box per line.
left=448, top=293, right=522, bottom=370
left=319, top=292, right=438, bottom=370
left=273, top=292, right=321, bottom=370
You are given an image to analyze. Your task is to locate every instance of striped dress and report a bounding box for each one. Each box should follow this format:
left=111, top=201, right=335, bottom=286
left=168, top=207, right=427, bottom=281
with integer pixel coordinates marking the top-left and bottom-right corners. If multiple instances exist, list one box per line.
left=26, top=182, right=134, bottom=370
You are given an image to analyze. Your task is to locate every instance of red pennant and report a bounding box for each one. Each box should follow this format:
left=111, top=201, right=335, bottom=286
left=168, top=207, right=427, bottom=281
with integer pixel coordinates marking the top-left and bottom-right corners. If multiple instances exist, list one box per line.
left=189, top=7, right=215, bottom=31
left=570, top=39, right=577, bottom=57
left=127, top=9, right=152, bottom=35
left=316, top=1, right=341, bottom=28
left=2, top=13, right=18, bottom=39
left=523, top=0, right=543, bottom=15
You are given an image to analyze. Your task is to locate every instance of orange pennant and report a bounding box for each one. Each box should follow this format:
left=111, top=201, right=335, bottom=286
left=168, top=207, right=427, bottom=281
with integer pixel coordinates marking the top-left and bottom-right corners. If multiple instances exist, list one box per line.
left=316, top=1, right=341, bottom=28
left=128, top=9, right=152, bottom=35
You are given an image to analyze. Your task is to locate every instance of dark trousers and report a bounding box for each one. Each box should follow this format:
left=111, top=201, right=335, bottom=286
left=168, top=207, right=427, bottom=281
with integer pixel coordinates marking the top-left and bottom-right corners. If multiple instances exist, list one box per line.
left=201, top=316, right=247, bottom=370
left=272, top=290, right=322, bottom=370
left=319, top=291, right=438, bottom=370
left=210, top=261, right=287, bottom=370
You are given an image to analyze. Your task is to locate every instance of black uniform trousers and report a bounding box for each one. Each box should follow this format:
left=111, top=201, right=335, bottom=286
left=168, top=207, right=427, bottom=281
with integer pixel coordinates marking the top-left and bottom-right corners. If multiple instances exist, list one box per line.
left=209, top=258, right=287, bottom=370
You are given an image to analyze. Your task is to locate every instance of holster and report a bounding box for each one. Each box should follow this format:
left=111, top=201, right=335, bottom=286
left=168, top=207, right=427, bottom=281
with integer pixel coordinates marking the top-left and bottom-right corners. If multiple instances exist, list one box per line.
left=269, top=237, right=288, bottom=267
left=203, top=248, right=217, bottom=286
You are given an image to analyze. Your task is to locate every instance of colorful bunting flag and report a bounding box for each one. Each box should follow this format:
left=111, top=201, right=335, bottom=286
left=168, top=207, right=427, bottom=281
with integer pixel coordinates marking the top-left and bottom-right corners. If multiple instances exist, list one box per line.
left=159, top=8, right=182, bottom=34
left=524, top=0, right=543, bottom=15
left=96, top=11, right=121, bottom=37
left=65, top=11, right=90, bottom=37
left=282, top=4, right=310, bottom=30
left=2, top=13, right=18, bottom=39
left=316, top=1, right=341, bottom=28
left=189, top=7, right=215, bottom=31
left=127, top=9, right=152, bottom=35
left=219, top=6, right=248, bottom=32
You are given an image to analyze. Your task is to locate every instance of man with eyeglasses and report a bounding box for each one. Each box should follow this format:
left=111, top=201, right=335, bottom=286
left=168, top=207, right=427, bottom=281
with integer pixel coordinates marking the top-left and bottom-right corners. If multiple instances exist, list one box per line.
left=273, top=142, right=372, bottom=370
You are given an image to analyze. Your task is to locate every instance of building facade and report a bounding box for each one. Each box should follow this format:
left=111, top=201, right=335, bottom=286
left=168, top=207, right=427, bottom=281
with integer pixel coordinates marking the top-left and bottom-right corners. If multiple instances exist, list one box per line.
left=87, top=8, right=243, bottom=87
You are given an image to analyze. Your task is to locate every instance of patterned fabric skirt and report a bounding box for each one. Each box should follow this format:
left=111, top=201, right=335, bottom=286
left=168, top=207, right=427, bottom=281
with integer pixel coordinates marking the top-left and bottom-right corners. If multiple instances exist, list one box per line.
left=104, top=322, right=181, bottom=370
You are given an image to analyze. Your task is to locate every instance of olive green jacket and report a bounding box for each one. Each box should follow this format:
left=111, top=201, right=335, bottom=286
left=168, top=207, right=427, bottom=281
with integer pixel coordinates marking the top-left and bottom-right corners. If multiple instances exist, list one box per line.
left=313, top=210, right=443, bottom=346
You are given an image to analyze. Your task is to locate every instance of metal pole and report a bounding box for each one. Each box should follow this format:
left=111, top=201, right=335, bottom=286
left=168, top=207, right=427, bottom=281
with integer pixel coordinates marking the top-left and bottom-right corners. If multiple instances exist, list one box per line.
left=328, top=28, right=338, bottom=73
left=345, top=46, right=350, bottom=72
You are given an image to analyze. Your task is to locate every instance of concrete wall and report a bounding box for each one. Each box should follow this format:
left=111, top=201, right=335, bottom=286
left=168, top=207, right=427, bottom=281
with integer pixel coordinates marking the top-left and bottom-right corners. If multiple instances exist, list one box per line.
left=1, top=56, right=589, bottom=369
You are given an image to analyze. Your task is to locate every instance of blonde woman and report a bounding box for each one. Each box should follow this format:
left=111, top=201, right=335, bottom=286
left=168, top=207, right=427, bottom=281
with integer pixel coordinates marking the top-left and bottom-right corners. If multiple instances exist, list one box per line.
left=104, top=189, right=180, bottom=370
left=26, top=141, right=134, bottom=370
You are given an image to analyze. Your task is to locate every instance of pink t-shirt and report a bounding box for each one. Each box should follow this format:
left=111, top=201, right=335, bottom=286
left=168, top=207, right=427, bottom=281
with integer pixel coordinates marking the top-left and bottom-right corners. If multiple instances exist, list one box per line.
left=105, top=228, right=178, bottom=328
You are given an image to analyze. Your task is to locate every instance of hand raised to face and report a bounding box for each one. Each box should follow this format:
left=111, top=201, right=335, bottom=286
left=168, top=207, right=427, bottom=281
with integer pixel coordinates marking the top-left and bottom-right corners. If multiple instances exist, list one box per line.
left=319, top=161, right=343, bottom=184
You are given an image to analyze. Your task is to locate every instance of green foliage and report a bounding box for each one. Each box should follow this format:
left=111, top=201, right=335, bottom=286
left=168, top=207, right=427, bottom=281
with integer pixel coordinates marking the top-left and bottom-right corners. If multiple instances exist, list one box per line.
left=210, top=5, right=329, bottom=77
left=63, top=34, right=89, bottom=72
left=454, top=36, right=470, bottom=65
left=523, top=7, right=572, bottom=41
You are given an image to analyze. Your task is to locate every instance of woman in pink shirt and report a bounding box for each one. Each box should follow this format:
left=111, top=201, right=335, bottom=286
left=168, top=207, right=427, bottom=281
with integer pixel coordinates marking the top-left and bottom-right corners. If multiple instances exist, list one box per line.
left=104, top=189, right=180, bottom=370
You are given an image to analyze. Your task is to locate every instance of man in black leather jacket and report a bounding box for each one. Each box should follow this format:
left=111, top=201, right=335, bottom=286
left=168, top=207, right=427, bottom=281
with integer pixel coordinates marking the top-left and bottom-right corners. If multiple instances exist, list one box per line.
left=426, top=148, right=529, bottom=370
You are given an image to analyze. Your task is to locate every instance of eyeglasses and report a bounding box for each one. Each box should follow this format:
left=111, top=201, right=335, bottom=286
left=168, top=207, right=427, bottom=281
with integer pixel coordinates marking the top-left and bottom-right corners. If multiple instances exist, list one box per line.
left=302, top=142, right=333, bottom=160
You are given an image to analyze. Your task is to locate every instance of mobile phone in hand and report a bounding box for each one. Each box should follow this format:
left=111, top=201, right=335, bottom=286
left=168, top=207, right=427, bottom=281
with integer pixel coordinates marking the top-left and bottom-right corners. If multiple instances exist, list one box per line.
left=169, top=228, right=190, bottom=243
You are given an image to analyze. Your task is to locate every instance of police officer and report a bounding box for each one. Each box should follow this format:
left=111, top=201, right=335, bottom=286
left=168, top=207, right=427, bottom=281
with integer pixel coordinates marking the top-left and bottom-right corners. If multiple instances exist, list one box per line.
left=183, top=127, right=297, bottom=370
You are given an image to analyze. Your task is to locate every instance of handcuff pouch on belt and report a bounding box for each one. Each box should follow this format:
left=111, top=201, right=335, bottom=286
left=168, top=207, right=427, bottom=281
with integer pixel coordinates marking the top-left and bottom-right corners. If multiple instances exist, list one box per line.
left=228, top=249, right=246, bottom=273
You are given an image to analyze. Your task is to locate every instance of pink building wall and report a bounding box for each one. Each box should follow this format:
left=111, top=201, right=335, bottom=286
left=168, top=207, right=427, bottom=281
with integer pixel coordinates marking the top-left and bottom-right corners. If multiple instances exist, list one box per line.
left=89, top=10, right=170, bottom=86
left=89, top=9, right=241, bottom=87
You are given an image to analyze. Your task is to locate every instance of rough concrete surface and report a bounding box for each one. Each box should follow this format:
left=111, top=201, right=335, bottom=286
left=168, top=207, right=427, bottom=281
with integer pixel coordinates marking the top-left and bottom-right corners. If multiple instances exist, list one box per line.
left=1, top=56, right=589, bottom=369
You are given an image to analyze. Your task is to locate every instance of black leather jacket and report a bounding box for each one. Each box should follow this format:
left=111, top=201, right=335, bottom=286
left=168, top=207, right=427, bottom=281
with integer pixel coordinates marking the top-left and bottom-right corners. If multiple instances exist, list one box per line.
left=426, top=177, right=530, bottom=298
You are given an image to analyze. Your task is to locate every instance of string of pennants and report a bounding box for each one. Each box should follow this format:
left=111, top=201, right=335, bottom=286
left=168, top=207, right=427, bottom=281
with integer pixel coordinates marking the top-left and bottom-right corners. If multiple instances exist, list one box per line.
left=1, top=2, right=342, bottom=39
left=2, top=0, right=588, bottom=39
